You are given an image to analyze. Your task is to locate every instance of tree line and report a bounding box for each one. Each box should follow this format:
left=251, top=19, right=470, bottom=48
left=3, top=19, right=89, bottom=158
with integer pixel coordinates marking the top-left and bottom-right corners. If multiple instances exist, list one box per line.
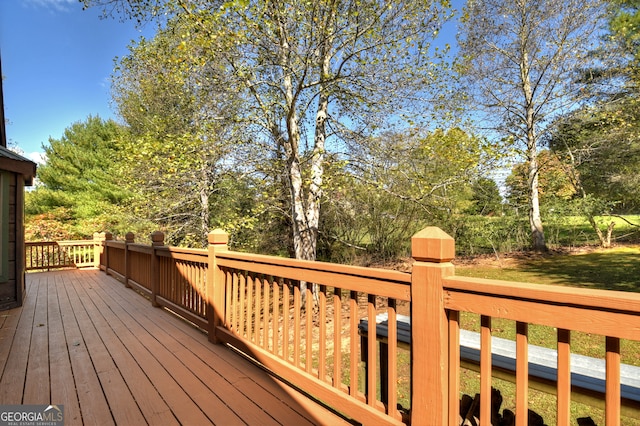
left=23, top=0, right=640, bottom=262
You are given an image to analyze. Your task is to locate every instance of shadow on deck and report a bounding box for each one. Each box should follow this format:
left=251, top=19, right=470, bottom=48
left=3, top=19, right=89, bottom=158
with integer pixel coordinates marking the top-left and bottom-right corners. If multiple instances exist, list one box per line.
left=0, top=269, right=353, bottom=425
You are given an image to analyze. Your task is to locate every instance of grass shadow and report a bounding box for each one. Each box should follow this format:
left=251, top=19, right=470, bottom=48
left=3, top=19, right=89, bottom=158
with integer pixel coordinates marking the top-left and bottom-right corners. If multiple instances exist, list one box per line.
left=517, top=249, right=640, bottom=292
left=456, top=247, right=640, bottom=292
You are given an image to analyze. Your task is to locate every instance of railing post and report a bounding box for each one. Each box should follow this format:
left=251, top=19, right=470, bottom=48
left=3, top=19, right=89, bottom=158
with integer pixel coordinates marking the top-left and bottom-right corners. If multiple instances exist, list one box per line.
left=93, top=233, right=103, bottom=270
left=124, top=232, right=135, bottom=288
left=94, top=232, right=113, bottom=273
left=410, top=226, right=455, bottom=425
left=207, top=229, right=228, bottom=344
left=150, top=231, right=165, bottom=308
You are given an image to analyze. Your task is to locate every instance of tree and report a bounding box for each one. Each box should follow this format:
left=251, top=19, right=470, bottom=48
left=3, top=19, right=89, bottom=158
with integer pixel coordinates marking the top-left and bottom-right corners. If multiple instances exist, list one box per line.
left=458, top=0, right=608, bottom=251
left=83, top=0, right=454, bottom=266
left=541, top=0, right=640, bottom=247
left=467, top=177, right=502, bottom=216
left=505, top=148, right=577, bottom=215
left=609, top=0, right=640, bottom=76
left=337, top=128, right=482, bottom=259
left=111, top=17, right=246, bottom=247
left=548, top=104, right=640, bottom=246
left=25, top=116, right=130, bottom=238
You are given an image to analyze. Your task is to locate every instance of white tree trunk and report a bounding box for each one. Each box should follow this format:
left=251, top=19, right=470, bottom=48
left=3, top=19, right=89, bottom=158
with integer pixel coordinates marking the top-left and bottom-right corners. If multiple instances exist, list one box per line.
left=520, top=39, right=547, bottom=252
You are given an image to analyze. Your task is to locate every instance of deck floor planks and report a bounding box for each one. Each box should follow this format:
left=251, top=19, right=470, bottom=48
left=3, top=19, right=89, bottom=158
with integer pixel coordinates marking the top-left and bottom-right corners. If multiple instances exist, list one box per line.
left=67, top=271, right=218, bottom=426
left=23, top=276, right=50, bottom=404
left=0, top=275, right=38, bottom=404
left=66, top=272, right=182, bottom=426
left=0, top=269, right=354, bottom=425
left=61, top=271, right=148, bottom=426
left=90, top=271, right=293, bottom=426
left=95, top=270, right=349, bottom=426
left=67, top=272, right=205, bottom=426
left=55, top=271, right=116, bottom=426
left=82, top=273, right=250, bottom=426
left=0, top=299, right=26, bottom=380
left=62, top=271, right=176, bottom=426
left=48, top=273, right=82, bottom=424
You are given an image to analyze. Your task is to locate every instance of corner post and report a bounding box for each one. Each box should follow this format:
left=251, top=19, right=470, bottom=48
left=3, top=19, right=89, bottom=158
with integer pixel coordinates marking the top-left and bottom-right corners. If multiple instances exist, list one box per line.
left=150, top=231, right=164, bottom=307
left=410, top=227, right=455, bottom=425
left=124, top=232, right=135, bottom=288
left=94, top=232, right=113, bottom=273
left=207, top=229, right=228, bottom=344
left=93, top=232, right=104, bottom=270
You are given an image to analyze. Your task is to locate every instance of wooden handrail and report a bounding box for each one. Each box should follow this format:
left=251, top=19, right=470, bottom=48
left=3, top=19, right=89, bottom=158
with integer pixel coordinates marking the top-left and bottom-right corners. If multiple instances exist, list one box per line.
left=39, top=227, right=640, bottom=425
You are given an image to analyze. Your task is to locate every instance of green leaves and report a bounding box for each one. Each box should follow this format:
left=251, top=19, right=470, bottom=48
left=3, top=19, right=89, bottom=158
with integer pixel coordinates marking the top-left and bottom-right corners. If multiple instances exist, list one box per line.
left=25, top=116, right=131, bottom=238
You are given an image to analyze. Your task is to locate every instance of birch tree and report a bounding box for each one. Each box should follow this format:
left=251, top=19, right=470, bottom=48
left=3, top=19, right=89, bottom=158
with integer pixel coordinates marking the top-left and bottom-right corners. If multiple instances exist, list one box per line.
left=458, top=0, right=607, bottom=251
left=84, top=0, right=453, bottom=263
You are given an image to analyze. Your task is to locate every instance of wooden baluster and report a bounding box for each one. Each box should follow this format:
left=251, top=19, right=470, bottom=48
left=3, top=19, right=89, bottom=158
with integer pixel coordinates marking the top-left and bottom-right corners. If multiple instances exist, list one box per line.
left=150, top=231, right=164, bottom=308
left=239, top=272, right=246, bottom=338
left=386, top=299, right=398, bottom=417
left=283, top=281, right=290, bottom=362
left=254, top=273, right=261, bottom=345
left=294, top=284, right=301, bottom=368
left=366, top=294, right=377, bottom=405
left=333, top=286, right=342, bottom=390
left=124, top=232, right=134, bottom=289
left=448, top=310, right=461, bottom=426
left=246, top=272, right=254, bottom=342
left=557, top=328, right=571, bottom=424
left=516, top=322, right=529, bottom=426
left=305, top=284, right=312, bottom=373
left=263, top=275, right=270, bottom=351
left=480, top=315, right=492, bottom=426
left=606, top=336, right=621, bottom=425
left=318, top=285, right=327, bottom=381
left=272, top=278, right=279, bottom=356
left=231, top=271, right=239, bottom=333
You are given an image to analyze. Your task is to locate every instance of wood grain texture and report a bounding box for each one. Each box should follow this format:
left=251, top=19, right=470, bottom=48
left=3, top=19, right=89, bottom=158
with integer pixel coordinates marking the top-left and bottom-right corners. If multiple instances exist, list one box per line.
left=0, top=269, right=352, bottom=426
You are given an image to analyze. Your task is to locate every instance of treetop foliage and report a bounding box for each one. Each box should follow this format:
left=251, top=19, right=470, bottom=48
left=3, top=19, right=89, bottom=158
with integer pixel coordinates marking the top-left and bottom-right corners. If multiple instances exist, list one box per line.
left=27, top=0, right=639, bottom=255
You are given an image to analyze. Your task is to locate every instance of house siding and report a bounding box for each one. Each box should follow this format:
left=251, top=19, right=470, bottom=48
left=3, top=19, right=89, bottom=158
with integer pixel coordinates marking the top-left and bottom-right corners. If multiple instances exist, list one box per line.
left=0, top=172, right=22, bottom=310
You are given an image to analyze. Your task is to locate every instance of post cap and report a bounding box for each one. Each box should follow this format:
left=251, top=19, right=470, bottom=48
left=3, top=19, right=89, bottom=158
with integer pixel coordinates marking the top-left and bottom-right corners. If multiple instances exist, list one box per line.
left=150, top=231, right=165, bottom=246
left=411, top=226, right=455, bottom=262
left=208, top=229, right=229, bottom=245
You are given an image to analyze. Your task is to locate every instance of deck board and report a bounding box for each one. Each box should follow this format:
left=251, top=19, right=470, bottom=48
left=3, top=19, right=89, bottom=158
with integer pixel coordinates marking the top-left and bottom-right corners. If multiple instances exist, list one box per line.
left=48, top=274, right=82, bottom=425
left=0, top=269, right=353, bottom=426
left=0, top=276, right=37, bottom=404
left=24, top=278, right=50, bottom=404
left=95, top=270, right=312, bottom=426
left=91, top=280, right=267, bottom=426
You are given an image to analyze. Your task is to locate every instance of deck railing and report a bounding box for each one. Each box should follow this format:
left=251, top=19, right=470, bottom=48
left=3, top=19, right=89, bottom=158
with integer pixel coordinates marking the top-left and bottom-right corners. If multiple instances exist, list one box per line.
left=442, top=273, right=640, bottom=425
left=25, top=240, right=97, bottom=271
left=38, top=228, right=640, bottom=425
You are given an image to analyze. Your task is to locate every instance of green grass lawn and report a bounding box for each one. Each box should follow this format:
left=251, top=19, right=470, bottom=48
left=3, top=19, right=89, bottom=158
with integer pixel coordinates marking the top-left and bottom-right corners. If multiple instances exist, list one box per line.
left=455, top=245, right=640, bottom=292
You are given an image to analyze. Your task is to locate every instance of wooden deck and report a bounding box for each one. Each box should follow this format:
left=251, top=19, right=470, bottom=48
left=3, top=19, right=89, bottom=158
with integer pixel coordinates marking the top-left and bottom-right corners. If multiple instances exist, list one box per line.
left=0, top=269, right=353, bottom=425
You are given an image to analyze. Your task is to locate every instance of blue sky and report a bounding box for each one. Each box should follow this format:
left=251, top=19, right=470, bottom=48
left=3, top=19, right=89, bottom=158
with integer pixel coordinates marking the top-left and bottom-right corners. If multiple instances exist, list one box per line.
left=1, top=0, right=154, bottom=162
left=2, top=0, right=462, bottom=164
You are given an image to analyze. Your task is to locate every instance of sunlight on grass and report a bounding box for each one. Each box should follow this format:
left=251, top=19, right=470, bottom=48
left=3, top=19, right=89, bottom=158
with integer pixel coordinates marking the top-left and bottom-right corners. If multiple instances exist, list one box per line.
left=455, top=246, right=640, bottom=292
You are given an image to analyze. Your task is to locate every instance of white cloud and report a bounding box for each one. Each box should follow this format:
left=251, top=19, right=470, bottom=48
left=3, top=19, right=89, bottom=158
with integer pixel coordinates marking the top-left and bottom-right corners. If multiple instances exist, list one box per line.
left=27, top=151, right=47, bottom=165
left=24, top=0, right=78, bottom=12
